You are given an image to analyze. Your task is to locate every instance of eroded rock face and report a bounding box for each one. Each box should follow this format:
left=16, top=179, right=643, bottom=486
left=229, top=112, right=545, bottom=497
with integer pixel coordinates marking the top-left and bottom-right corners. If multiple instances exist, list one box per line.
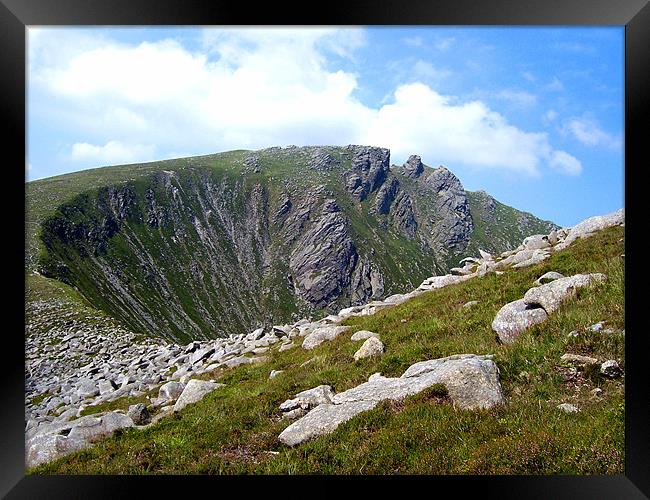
left=342, top=146, right=390, bottom=201
left=289, top=199, right=358, bottom=309
left=422, top=166, right=474, bottom=253
left=491, top=299, right=549, bottom=344
left=402, top=155, right=424, bottom=178
left=278, top=354, right=504, bottom=447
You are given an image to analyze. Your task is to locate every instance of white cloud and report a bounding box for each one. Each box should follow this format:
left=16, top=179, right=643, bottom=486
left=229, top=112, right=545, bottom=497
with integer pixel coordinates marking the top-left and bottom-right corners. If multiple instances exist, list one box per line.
left=30, top=28, right=581, bottom=178
left=434, top=37, right=456, bottom=51
left=561, top=117, right=621, bottom=150
left=549, top=150, right=582, bottom=175
left=545, top=77, right=564, bottom=92
left=402, top=36, right=423, bottom=47
left=70, top=141, right=156, bottom=165
left=365, top=83, right=578, bottom=176
left=493, top=89, right=537, bottom=108
left=522, top=71, right=536, bottom=82
left=544, top=110, right=558, bottom=122
left=412, top=60, right=453, bottom=83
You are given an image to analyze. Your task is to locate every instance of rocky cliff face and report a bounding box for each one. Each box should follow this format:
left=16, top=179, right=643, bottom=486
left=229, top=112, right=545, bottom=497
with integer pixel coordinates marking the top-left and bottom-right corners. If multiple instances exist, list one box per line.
left=31, top=145, right=558, bottom=342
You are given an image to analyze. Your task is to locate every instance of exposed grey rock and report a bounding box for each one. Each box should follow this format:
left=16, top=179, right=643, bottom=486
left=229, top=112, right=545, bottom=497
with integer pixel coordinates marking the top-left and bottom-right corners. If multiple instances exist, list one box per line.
left=402, top=155, right=424, bottom=178
left=350, top=330, right=380, bottom=341
left=278, top=401, right=377, bottom=446
left=523, top=273, right=607, bottom=314
left=555, top=209, right=624, bottom=250
left=173, top=379, right=224, bottom=412
left=289, top=199, right=358, bottom=309
left=127, top=403, right=151, bottom=425
left=279, top=385, right=335, bottom=413
left=421, top=166, right=473, bottom=254
left=279, top=354, right=504, bottom=446
left=302, top=325, right=351, bottom=350
left=522, top=234, right=551, bottom=251
left=600, top=360, right=622, bottom=378
left=588, top=321, right=605, bottom=332
left=557, top=403, right=579, bottom=413
left=278, top=342, right=295, bottom=352
left=462, top=300, right=479, bottom=308
left=534, top=271, right=565, bottom=286
left=158, top=381, right=185, bottom=402
left=190, top=346, right=215, bottom=365
left=492, top=299, right=548, bottom=344
left=269, top=370, right=284, bottom=379
left=418, top=274, right=473, bottom=291
left=67, top=412, right=134, bottom=442
left=353, top=337, right=385, bottom=361
left=26, top=433, right=89, bottom=469
left=561, top=353, right=599, bottom=366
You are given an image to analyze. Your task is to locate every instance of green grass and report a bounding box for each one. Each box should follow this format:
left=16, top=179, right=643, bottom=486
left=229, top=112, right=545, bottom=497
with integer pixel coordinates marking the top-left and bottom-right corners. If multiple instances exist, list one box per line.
left=30, top=226, right=624, bottom=475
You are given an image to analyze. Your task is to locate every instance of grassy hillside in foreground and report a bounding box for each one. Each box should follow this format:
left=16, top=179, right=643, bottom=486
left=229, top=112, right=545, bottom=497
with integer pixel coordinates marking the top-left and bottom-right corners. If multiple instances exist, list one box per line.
left=30, top=226, right=624, bottom=475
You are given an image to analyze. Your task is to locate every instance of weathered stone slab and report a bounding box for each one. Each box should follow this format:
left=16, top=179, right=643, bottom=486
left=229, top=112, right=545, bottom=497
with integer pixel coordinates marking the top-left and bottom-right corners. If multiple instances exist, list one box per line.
left=523, top=273, right=607, bottom=314
left=173, top=379, right=224, bottom=412
left=279, top=354, right=504, bottom=447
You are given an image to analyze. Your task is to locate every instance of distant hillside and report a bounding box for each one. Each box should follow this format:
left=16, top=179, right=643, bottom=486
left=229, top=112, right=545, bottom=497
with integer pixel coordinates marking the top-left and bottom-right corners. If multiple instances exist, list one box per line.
left=26, top=145, right=558, bottom=342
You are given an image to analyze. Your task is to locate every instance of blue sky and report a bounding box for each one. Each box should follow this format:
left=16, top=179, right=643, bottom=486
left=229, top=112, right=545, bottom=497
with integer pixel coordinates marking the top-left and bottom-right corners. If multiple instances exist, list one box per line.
left=27, top=27, right=623, bottom=227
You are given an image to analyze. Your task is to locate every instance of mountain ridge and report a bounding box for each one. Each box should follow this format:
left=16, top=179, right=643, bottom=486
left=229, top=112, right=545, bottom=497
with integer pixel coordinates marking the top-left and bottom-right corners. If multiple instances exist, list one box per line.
left=27, top=145, right=559, bottom=342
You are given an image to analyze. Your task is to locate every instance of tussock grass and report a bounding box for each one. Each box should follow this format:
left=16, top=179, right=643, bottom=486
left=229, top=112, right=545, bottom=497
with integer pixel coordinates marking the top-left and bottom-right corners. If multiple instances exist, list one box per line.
left=31, top=226, right=624, bottom=474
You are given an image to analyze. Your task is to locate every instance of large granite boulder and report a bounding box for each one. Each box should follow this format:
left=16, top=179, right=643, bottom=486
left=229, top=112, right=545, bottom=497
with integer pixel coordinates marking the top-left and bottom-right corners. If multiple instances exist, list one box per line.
left=173, top=379, right=225, bottom=412
left=278, top=354, right=504, bottom=447
left=491, top=299, right=548, bottom=344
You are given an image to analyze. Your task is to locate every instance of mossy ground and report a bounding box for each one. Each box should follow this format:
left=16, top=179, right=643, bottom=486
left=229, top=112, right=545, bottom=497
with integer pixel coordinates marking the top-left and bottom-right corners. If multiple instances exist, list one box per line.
left=30, top=226, right=624, bottom=475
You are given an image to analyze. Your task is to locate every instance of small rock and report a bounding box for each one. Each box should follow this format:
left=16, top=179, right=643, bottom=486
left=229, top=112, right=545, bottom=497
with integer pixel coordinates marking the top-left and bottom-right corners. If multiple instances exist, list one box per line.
left=158, top=381, right=185, bottom=402
left=350, top=330, right=380, bottom=341
left=557, top=403, right=579, bottom=413
left=590, top=388, right=603, bottom=398
left=269, top=370, right=284, bottom=379
left=353, top=337, right=385, bottom=361
left=588, top=322, right=605, bottom=332
left=568, top=330, right=579, bottom=337
left=127, top=403, right=151, bottom=425
left=560, top=353, right=599, bottom=366
left=600, top=360, right=622, bottom=378
left=462, top=300, right=479, bottom=308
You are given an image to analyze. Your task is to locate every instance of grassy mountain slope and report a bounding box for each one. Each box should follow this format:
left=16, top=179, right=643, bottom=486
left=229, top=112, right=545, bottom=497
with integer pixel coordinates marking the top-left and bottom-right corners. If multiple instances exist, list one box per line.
left=31, top=225, right=624, bottom=474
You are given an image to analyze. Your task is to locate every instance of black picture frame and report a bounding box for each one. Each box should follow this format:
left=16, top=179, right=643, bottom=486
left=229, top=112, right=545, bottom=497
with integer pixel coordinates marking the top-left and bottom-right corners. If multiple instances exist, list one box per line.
left=4, top=0, right=648, bottom=497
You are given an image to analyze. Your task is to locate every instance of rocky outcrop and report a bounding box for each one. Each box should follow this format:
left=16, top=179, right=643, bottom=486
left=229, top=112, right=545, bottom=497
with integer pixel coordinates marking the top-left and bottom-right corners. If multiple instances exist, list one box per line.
left=289, top=198, right=358, bottom=309
left=402, top=155, right=424, bottom=178
left=422, top=166, right=474, bottom=254
left=342, top=146, right=390, bottom=201
left=278, top=354, right=505, bottom=446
